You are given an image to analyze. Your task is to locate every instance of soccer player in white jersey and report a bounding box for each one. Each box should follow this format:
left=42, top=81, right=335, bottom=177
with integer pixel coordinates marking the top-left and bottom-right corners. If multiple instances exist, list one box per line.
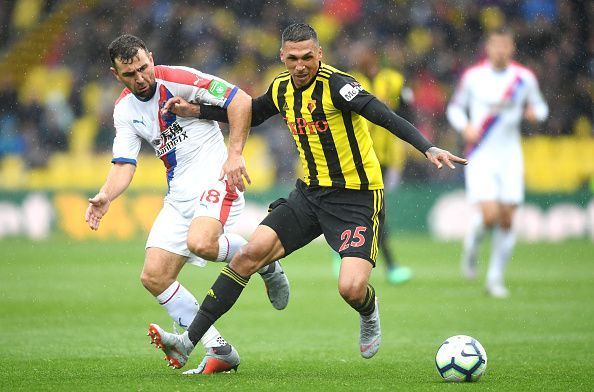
left=84, top=34, right=290, bottom=373
left=447, top=28, right=548, bottom=298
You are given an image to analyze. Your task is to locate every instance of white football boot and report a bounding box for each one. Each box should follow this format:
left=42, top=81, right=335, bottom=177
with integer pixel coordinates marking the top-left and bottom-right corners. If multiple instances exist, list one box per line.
left=148, top=323, right=193, bottom=369
left=183, top=345, right=240, bottom=375
left=359, top=298, right=381, bottom=359
left=258, top=260, right=290, bottom=310
left=486, top=283, right=510, bottom=298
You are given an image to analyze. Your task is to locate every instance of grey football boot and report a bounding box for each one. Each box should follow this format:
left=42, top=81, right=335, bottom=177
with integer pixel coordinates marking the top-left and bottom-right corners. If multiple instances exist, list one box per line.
left=359, top=298, right=381, bottom=359
left=258, top=260, right=290, bottom=310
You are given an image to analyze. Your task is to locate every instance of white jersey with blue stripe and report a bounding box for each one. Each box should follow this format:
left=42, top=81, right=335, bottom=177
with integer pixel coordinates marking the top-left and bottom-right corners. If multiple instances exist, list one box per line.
left=112, top=65, right=238, bottom=201
left=446, top=60, right=548, bottom=160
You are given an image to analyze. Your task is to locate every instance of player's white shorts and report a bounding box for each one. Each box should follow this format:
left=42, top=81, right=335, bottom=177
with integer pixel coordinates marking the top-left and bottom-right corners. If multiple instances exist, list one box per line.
left=146, top=180, right=245, bottom=267
left=464, top=154, right=524, bottom=204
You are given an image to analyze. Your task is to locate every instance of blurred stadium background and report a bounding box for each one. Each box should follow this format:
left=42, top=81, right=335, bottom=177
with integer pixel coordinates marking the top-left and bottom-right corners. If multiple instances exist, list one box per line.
left=0, top=0, right=592, bottom=242
left=1, top=1, right=593, bottom=390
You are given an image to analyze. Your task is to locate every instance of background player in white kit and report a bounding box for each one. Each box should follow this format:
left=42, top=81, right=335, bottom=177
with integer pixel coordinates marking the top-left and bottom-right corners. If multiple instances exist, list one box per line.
left=84, top=34, right=290, bottom=373
left=447, top=28, right=548, bottom=298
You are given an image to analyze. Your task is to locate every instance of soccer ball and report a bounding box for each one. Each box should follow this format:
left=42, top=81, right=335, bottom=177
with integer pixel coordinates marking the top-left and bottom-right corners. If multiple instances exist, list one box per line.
left=435, top=335, right=487, bottom=382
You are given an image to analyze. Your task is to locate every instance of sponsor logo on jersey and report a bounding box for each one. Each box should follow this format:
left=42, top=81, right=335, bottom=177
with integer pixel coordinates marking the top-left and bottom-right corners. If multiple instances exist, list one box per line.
left=132, top=116, right=146, bottom=126
left=284, top=116, right=329, bottom=135
left=155, top=121, right=188, bottom=157
left=339, top=82, right=363, bottom=102
left=208, top=80, right=228, bottom=99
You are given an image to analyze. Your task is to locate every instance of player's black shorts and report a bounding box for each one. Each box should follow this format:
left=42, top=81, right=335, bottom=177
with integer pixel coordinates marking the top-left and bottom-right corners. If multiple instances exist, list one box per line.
left=261, top=179, right=385, bottom=266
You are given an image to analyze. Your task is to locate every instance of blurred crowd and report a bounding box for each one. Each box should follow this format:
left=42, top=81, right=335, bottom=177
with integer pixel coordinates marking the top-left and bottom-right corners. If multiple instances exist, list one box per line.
left=0, top=0, right=592, bottom=185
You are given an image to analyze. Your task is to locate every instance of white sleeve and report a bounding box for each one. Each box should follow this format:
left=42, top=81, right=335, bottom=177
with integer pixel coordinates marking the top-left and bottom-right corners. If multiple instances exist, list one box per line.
left=525, top=73, right=548, bottom=122
left=160, top=66, right=239, bottom=109
left=447, top=73, right=471, bottom=132
left=112, top=112, right=141, bottom=165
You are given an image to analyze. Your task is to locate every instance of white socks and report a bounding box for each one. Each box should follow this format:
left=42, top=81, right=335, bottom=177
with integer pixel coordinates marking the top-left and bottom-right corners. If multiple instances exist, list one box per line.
left=216, top=233, right=247, bottom=262
left=156, top=281, right=226, bottom=348
left=462, top=212, right=486, bottom=268
left=486, top=227, right=516, bottom=287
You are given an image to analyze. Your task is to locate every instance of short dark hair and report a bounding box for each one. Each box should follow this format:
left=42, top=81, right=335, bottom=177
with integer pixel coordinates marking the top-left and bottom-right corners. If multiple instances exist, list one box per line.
left=281, top=23, right=318, bottom=45
left=108, top=34, right=149, bottom=66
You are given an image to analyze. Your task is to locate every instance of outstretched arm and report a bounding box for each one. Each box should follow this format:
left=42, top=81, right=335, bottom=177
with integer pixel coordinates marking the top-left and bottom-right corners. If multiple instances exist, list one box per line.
left=85, top=162, right=135, bottom=230
left=329, top=73, right=467, bottom=169
left=360, top=98, right=467, bottom=169
left=360, top=98, right=433, bottom=154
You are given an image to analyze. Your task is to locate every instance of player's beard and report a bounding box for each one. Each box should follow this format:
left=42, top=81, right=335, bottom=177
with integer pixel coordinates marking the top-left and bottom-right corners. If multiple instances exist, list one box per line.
left=135, top=82, right=157, bottom=100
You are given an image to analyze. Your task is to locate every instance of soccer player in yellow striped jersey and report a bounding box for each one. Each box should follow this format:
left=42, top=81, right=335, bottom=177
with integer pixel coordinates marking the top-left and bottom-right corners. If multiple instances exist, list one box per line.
left=152, top=23, right=467, bottom=365
left=349, top=41, right=413, bottom=285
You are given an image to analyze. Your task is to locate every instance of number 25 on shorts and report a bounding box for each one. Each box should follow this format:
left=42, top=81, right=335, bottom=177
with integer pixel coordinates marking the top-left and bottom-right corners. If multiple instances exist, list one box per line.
left=339, top=226, right=367, bottom=252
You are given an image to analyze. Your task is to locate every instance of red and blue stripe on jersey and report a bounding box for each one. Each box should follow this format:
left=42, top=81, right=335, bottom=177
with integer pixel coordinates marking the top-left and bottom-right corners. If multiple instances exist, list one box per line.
left=158, top=84, right=178, bottom=191
left=112, top=66, right=238, bottom=190
left=465, top=74, right=524, bottom=157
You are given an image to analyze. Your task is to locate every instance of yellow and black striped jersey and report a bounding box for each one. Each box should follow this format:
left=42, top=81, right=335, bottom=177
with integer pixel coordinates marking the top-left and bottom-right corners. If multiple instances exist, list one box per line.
left=257, top=63, right=383, bottom=190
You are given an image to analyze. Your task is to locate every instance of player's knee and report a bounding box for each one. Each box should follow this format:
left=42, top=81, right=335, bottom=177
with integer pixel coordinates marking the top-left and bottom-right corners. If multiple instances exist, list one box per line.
left=187, top=236, right=218, bottom=260
left=338, top=277, right=367, bottom=304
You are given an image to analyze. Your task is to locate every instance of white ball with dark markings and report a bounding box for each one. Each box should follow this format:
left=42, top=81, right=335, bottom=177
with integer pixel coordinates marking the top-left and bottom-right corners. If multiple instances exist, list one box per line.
left=435, top=335, right=487, bottom=382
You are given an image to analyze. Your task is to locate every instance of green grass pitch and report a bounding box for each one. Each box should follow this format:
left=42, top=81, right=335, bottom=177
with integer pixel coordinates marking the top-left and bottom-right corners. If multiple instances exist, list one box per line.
left=1, top=235, right=593, bottom=391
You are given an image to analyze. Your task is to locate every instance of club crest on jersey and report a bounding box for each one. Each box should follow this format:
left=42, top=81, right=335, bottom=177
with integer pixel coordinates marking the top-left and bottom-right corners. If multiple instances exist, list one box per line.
left=339, top=82, right=363, bottom=102
left=307, top=99, right=317, bottom=114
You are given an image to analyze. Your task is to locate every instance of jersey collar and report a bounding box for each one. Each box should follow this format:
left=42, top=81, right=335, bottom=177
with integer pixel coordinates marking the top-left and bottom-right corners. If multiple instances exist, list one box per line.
left=488, top=60, right=511, bottom=74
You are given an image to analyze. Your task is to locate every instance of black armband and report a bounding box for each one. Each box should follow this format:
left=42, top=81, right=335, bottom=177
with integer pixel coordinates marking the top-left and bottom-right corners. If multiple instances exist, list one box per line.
left=198, top=104, right=229, bottom=123
left=360, top=98, right=434, bottom=154
left=199, top=94, right=278, bottom=126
